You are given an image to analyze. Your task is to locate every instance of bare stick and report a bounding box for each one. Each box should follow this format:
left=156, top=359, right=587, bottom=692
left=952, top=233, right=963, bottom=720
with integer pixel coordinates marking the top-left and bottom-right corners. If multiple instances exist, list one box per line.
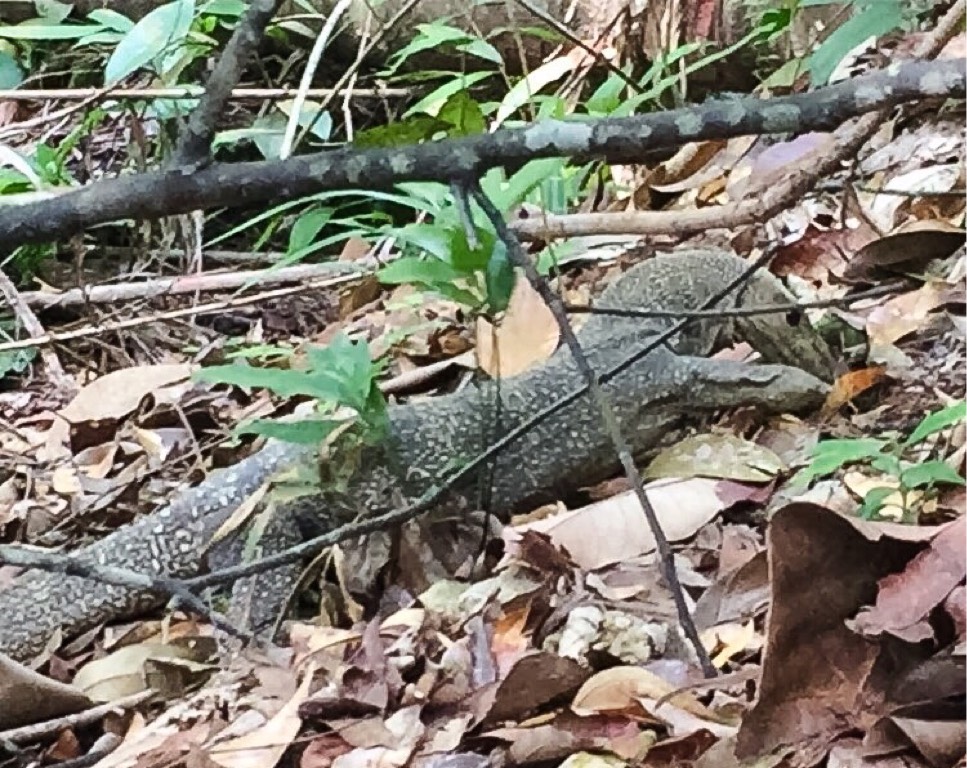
left=21, top=262, right=362, bottom=310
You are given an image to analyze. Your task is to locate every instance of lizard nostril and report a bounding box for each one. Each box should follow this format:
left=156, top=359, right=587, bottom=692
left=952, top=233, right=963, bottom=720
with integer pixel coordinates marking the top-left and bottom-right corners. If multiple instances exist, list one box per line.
left=785, top=310, right=802, bottom=327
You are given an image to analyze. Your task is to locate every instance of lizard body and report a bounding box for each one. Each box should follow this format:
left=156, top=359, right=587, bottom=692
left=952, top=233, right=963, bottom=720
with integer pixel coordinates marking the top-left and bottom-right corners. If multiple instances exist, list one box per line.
left=0, top=250, right=834, bottom=661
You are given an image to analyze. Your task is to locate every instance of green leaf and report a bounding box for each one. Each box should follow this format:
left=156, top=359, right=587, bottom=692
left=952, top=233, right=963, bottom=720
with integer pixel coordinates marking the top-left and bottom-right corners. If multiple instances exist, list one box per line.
left=105, top=0, right=195, bottom=84
left=87, top=8, right=134, bottom=31
left=860, top=486, right=894, bottom=519
left=455, top=37, right=502, bottom=64
left=378, top=255, right=460, bottom=286
left=903, top=402, right=967, bottom=448
left=809, top=1, right=903, bottom=86
left=436, top=91, right=486, bottom=137
left=237, top=418, right=343, bottom=445
left=870, top=454, right=902, bottom=478
left=900, top=461, right=966, bottom=489
left=403, top=71, right=495, bottom=118
left=585, top=70, right=630, bottom=115
left=195, top=364, right=344, bottom=402
left=386, top=23, right=478, bottom=73
left=0, top=52, right=23, bottom=89
left=288, top=208, right=333, bottom=253
left=792, top=438, right=889, bottom=486
left=353, top=115, right=451, bottom=148
left=0, top=22, right=107, bottom=40
left=448, top=227, right=494, bottom=273
left=378, top=257, right=480, bottom=307
left=485, top=241, right=515, bottom=313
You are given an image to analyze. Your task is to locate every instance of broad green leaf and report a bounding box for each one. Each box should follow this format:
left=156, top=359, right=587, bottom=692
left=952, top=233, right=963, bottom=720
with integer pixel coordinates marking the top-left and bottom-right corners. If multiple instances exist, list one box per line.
left=392, top=224, right=456, bottom=262
left=793, top=438, right=889, bottom=486
left=87, top=8, right=134, bottom=31
left=485, top=241, right=515, bottom=313
left=455, top=37, right=502, bottom=64
left=860, top=486, right=894, bottom=519
left=200, top=0, right=247, bottom=17
left=105, top=0, right=195, bottom=84
left=585, top=70, right=630, bottom=115
left=449, top=227, right=495, bottom=273
left=195, top=364, right=343, bottom=401
left=900, top=461, right=965, bottom=489
left=288, top=208, right=333, bottom=253
left=0, top=23, right=107, bottom=40
left=353, top=116, right=451, bottom=148
left=903, top=402, right=967, bottom=448
left=378, top=255, right=462, bottom=286
left=386, top=23, right=478, bottom=73
left=403, top=71, right=495, bottom=118
left=809, top=1, right=903, bottom=86
left=0, top=52, right=23, bottom=89
left=437, top=91, right=486, bottom=137
left=237, top=418, right=343, bottom=445
left=75, top=31, right=125, bottom=46
left=493, top=55, right=576, bottom=127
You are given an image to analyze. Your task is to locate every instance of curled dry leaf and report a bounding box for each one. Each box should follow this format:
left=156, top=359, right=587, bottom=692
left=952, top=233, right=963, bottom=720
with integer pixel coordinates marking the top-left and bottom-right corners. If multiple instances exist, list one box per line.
left=645, top=433, right=785, bottom=483
left=476, top=272, right=559, bottom=378
left=821, top=366, right=889, bottom=415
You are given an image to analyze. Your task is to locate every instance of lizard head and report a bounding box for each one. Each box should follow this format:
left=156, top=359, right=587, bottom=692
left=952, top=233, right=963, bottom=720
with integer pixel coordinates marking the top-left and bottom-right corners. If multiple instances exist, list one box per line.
left=735, top=269, right=838, bottom=383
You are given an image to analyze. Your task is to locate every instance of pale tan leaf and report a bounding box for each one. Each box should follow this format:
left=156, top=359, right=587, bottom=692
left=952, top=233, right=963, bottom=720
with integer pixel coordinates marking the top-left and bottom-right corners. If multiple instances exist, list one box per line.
left=59, top=364, right=195, bottom=423
left=209, top=661, right=316, bottom=768
left=645, top=434, right=785, bottom=482
left=507, top=478, right=742, bottom=570
left=476, top=273, right=559, bottom=378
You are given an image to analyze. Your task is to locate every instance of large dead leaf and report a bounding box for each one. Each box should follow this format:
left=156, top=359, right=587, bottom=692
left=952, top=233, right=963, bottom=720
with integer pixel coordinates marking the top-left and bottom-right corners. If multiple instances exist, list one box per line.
left=864, top=282, right=948, bottom=346
left=476, top=273, right=559, bottom=378
left=850, top=516, right=966, bottom=643
left=506, top=478, right=762, bottom=571
left=735, top=504, right=944, bottom=764
left=59, top=364, right=195, bottom=424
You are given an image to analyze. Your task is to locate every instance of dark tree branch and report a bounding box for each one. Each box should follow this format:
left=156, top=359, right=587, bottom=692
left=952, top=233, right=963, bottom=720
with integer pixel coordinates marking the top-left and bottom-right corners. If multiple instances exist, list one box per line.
left=1, top=59, right=961, bottom=249
left=171, top=0, right=285, bottom=169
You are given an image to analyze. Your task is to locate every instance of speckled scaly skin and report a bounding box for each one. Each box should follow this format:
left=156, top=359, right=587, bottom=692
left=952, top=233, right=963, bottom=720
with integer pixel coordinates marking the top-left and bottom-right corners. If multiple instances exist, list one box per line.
left=0, top=250, right=835, bottom=661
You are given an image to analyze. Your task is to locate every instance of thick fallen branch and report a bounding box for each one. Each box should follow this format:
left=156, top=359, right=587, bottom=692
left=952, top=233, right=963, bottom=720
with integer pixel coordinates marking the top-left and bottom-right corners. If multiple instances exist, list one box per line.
left=0, top=59, right=961, bottom=250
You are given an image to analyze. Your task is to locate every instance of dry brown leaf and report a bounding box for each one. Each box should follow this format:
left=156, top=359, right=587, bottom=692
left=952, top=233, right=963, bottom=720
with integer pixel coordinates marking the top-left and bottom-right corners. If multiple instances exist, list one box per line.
left=822, top=366, right=889, bottom=414
left=72, top=642, right=214, bottom=702
left=506, top=478, right=754, bottom=571
left=571, top=666, right=719, bottom=723
left=864, top=282, right=946, bottom=345
left=476, top=273, right=559, bottom=378
left=850, top=517, right=966, bottom=643
left=59, top=364, right=195, bottom=424
left=209, top=660, right=316, bottom=768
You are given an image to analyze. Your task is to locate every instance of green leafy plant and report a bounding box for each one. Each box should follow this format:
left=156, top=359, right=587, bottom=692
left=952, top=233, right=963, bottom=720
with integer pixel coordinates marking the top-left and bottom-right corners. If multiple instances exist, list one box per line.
left=196, top=333, right=388, bottom=451
left=793, top=402, right=967, bottom=522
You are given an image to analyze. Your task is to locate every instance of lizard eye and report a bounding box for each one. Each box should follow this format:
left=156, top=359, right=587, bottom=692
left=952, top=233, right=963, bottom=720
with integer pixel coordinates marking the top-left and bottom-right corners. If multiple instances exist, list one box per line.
left=785, top=309, right=802, bottom=327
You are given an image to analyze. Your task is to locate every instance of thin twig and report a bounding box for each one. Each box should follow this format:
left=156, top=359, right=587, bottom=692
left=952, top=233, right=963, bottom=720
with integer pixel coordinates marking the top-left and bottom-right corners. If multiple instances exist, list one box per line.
left=0, top=87, right=407, bottom=102
left=0, top=545, right=249, bottom=644
left=0, top=693, right=153, bottom=745
left=280, top=0, right=354, bottom=159
left=468, top=181, right=716, bottom=676
left=0, top=271, right=365, bottom=354
left=0, top=270, right=75, bottom=394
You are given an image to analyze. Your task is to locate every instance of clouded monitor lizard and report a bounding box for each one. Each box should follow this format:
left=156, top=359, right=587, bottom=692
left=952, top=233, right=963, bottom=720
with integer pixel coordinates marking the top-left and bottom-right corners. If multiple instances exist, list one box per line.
left=0, top=249, right=836, bottom=661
